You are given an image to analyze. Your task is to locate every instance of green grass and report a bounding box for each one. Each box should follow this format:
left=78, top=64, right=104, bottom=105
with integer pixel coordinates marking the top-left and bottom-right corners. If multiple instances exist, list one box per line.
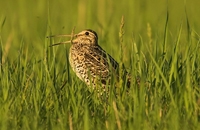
left=0, top=0, right=200, bottom=129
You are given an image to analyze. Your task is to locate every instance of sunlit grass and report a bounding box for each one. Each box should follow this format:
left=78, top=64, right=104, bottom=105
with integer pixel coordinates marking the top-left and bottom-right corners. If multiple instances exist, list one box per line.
left=0, top=0, right=200, bottom=129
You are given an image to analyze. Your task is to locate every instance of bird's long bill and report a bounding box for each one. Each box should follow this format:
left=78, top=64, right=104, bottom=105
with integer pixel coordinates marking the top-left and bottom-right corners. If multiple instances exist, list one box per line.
left=47, top=34, right=76, bottom=47
left=46, top=34, right=72, bottom=38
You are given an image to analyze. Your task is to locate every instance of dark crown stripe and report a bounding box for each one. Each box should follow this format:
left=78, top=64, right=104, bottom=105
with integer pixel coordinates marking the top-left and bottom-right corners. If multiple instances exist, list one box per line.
left=85, top=29, right=98, bottom=39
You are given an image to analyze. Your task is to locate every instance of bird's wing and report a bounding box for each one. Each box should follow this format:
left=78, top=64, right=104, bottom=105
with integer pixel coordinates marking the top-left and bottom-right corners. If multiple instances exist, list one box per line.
left=83, top=45, right=119, bottom=85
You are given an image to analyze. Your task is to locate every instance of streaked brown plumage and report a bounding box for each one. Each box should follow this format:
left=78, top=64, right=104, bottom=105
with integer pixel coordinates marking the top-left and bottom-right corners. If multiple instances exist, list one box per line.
left=50, top=29, right=130, bottom=96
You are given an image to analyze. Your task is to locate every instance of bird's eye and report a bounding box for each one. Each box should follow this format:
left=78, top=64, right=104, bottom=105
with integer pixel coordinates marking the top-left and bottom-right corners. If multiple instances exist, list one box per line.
left=85, top=31, right=89, bottom=35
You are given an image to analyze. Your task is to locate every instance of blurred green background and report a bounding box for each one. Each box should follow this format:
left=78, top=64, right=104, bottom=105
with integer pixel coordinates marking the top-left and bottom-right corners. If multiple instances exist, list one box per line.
left=0, top=0, right=200, bottom=129
left=0, top=0, right=200, bottom=61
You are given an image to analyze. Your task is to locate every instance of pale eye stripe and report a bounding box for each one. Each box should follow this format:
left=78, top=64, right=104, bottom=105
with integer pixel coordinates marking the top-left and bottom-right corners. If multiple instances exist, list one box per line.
left=90, top=33, right=97, bottom=38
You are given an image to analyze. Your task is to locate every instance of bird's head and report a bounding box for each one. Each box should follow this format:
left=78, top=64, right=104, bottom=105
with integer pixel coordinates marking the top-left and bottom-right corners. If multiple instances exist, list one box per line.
left=48, top=29, right=98, bottom=46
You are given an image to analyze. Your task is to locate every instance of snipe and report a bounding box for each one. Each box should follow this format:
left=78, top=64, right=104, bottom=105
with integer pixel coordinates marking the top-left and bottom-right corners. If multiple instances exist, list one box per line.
left=49, top=29, right=130, bottom=96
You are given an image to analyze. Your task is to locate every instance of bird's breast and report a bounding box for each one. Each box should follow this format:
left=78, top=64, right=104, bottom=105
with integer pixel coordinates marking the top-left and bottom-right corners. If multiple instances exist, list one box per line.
left=68, top=44, right=119, bottom=88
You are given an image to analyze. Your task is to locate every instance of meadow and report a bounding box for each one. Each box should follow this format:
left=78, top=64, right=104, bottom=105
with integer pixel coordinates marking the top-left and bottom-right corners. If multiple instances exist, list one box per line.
left=0, top=0, right=200, bottom=129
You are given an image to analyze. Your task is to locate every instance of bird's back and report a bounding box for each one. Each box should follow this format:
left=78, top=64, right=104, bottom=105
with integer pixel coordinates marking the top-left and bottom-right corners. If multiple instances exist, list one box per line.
left=69, top=43, right=120, bottom=89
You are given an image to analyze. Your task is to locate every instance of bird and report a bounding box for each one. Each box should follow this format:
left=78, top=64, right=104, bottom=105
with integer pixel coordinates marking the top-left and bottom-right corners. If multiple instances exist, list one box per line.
left=49, top=29, right=130, bottom=97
